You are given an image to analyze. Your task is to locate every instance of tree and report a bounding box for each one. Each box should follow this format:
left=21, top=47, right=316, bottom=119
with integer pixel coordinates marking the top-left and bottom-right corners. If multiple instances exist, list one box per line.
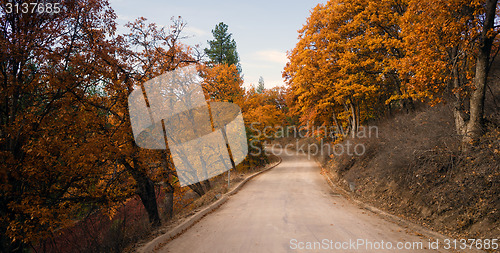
left=284, top=0, right=407, bottom=138
left=0, top=7, right=199, bottom=250
left=400, top=0, right=499, bottom=145
left=464, top=0, right=498, bottom=144
left=240, top=87, right=285, bottom=166
left=0, top=0, right=134, bottom=250
left=119, top=16, right=197, bottom=226
left=285, top=0, right=499, bottom=146
left=200, top=64, right=245, bottom=104
left=205, top=22, right=242, bottom=72
left=257, top=76, right=265, bottom=94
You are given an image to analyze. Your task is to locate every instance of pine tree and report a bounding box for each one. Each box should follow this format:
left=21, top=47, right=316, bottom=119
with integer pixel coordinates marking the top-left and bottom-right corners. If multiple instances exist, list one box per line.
left=205, top=22, right=241, bottom=72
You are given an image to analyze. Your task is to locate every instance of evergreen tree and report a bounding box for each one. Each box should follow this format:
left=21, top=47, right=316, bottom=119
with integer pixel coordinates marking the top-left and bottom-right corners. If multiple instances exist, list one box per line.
left=205, top=22, right=241, bottom=72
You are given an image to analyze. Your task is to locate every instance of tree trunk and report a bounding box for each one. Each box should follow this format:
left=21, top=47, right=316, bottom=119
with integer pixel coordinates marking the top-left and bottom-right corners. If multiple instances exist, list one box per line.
left=355, top=100, right=360, bottom=135
left=342, top=102, right=353, bottom=136
left=121, top=159, right=161, bottom=228
left=188, top=182, right=206, bottom=197
left=160, top=151, right=175, bottom=220
left=349, top=102, right=359, bottom=138
left=465, top=0, right=497, bottom=144
left=163, top=182, right=174, bottom=220
left=136, top=175, right=161, bottom=228
left=451, top=46, right=468, bottom=137
left=332, top=110, right=345, bottom=138
left=202, top=179, right=211, bottom=192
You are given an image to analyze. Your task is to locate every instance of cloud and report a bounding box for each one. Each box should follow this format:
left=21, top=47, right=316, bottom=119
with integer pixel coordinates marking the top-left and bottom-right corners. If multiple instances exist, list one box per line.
left=255, top=50, right=287, bottom=65
left=240, top=50, right=288, bottom=89
left=184, top=26, right=209, bottom=38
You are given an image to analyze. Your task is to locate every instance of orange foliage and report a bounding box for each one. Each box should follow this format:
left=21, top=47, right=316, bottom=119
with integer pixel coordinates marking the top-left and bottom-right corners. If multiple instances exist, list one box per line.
left=199, top=63, right=244, bottom=104
left=284, top=0, right=407, bottom=136
left=284, top=0, right=499, bottom=140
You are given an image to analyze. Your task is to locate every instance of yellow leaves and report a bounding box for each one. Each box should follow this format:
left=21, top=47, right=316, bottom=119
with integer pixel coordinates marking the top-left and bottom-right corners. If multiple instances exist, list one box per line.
left=397, top=0, right=486, bottom=104
left=199, top=63, right=244, bottom=104
left=284, top=0, right=411, bottom=128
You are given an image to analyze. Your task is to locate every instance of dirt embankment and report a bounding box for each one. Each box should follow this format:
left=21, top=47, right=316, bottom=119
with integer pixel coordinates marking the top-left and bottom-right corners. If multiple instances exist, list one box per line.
left=275, top=105, right=499, bottom=241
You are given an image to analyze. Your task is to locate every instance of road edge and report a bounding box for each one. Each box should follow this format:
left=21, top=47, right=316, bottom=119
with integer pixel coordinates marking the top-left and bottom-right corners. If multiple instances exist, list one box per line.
left=319, top=166, right=485, bottom=253
left=138, top=156, right=283, bottom=253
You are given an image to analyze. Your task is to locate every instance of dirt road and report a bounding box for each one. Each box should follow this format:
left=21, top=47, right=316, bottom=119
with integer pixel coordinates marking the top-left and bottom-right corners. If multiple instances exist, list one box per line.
left=159, top=148, right=450, bottom=252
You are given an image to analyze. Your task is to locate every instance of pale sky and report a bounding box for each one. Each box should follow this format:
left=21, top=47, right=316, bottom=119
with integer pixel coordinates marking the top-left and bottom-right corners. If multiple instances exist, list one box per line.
left=109, top=0, right=325, bottom=89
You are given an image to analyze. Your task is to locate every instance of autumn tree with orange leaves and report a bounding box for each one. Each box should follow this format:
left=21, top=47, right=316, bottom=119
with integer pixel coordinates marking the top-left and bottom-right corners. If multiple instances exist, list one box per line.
left=118, top=16, right=199, bottom=227
left=200, top=63, right=244, bottom=104
left=399, top=0, right=500, bottom=145
left=0, top=0, right=134, bottom=250
left=0, top=0, right=199, bottom=250
left=284, top=0, right=409, bottom=139
left=284, top=0, right=499, bottom=145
